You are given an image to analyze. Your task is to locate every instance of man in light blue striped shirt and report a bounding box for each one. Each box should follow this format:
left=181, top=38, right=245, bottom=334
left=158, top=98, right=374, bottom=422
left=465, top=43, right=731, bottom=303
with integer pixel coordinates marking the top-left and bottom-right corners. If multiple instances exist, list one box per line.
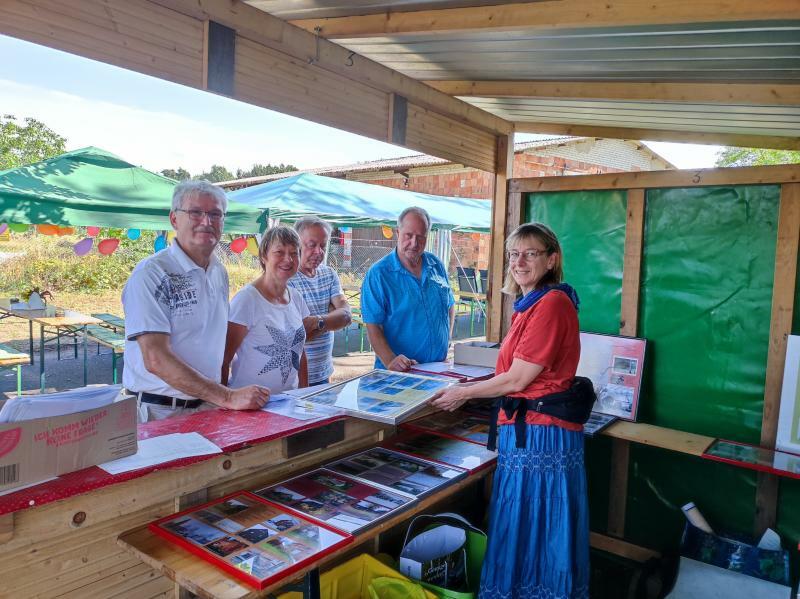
left=288, top=216, right=352, bottom=385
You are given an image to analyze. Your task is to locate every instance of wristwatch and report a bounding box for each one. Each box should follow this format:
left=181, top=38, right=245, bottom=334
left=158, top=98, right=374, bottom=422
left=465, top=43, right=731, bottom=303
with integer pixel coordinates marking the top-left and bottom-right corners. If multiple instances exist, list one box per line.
left=316, top=317, right=326, bottom=331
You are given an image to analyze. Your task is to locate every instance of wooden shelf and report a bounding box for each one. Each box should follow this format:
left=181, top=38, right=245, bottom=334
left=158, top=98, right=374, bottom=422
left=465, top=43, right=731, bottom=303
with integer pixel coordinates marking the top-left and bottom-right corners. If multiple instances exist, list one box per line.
left=602, top=421, right=714, bottom=457
left=118, top=470, right=492, bottom=599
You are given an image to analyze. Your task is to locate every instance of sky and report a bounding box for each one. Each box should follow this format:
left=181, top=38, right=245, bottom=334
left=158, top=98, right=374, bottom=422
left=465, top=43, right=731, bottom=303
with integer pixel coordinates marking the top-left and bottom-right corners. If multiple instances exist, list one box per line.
left=1, top=35, right=722, bottom=175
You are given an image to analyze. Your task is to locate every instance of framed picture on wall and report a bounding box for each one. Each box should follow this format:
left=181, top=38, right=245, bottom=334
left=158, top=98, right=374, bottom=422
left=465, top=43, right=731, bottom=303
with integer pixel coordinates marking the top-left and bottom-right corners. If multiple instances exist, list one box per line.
left=577, top=332, right=647, bottom=421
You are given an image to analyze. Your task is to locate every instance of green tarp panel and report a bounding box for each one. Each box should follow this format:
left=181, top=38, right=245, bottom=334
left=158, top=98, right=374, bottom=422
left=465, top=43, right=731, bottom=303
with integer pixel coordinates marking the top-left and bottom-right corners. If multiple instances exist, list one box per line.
left=523, top=184, right=790, bottom=557
left=526, top=190, right=626, bottom=335
left=0, top=147, right=263, bottom=234
left=229, top=172, right=492, bottom=233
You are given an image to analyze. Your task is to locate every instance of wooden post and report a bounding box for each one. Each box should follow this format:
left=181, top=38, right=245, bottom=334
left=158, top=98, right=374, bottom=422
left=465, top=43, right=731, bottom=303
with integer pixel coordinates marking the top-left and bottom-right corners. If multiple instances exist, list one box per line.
left=486, top=133, right=514, bottom=342
left=499, top=191, right=524, bottom=338
left=755, top=182, right=800, bottom=535
left=608, top=188, right=646, bottom=538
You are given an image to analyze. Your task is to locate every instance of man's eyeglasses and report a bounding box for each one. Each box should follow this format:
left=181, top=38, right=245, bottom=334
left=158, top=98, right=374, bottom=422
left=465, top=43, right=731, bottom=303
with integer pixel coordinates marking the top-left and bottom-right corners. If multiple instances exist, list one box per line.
left=508, top=249, right=549, bottom=261
left=175, top=208, right=225, bottom=223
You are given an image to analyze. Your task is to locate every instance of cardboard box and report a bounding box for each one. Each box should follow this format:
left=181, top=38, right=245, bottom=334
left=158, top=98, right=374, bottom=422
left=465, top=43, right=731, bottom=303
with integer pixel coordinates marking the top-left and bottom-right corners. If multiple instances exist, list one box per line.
left=454, top=341, right=500, bottom=368
left=0, top=395, right=138, bottom=493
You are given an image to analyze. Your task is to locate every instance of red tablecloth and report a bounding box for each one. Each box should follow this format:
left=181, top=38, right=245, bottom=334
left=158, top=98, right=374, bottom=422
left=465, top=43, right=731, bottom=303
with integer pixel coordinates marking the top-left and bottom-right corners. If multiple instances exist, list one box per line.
left=0, top=409, right=342, bottom=516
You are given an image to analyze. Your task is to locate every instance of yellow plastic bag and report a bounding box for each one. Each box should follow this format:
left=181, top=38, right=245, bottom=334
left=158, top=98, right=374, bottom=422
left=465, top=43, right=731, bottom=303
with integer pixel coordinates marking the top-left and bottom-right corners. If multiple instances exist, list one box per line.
left=368, top=576, right=429, bottom=599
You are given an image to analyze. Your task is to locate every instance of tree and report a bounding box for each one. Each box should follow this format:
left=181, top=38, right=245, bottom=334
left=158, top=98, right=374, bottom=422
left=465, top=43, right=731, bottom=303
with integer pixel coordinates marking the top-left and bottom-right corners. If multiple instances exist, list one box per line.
left=160, top=167, right=192, bottom=181
left=235, top=163, right=298, bottom=179
left=716, top=147, right=800, bottom=167
left=0, top=114, right=67, bottom=170
left=198, top=164, right=234, bottom=182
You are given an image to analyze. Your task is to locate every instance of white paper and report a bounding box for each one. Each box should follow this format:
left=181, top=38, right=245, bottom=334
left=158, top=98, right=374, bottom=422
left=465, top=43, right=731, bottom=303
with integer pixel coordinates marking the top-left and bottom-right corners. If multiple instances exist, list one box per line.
left=98, top=432, right=221, bottom=475
left=0, top=385, right=123, bottom=423
left=261, top=393, right=343, bottom=421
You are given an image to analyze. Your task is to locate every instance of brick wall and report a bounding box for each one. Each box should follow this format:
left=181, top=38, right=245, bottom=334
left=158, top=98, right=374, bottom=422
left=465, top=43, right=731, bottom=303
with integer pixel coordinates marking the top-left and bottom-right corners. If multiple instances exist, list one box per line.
left=350, top=153, right=626, bottom=271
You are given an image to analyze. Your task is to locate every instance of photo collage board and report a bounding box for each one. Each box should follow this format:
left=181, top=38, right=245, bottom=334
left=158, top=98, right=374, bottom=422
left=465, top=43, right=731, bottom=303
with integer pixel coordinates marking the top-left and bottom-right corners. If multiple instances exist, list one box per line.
left=325, top=447, right=467, bottom=498
left=298, top=369, right=452, bottom=425
left=403, top=409, right=492, bottom=445
left=254, top=467, right=417, bottom=534
left=383, top=430, right=498, bottom=473
left=149, top=492, right=351, bottom=590
left=577, top=332, right=647, bottom=421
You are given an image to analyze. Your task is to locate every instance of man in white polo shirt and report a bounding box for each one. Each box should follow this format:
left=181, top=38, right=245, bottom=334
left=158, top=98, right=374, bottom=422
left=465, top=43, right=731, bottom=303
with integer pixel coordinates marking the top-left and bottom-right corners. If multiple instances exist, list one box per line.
left=123, top=180, right=269, bottom=422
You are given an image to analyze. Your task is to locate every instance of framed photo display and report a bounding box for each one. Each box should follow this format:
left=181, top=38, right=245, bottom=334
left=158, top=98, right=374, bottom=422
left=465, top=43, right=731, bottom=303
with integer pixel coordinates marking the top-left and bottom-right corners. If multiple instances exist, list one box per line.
left=703, top=439, right=800, bottom=480
left=577, top=332, right=647, bottom=421
left=296, top=370, right=452, bottom=425
left=325, top=447, right=466, bottom=498
left=254, top=468, right=416, bottom=533
left=382, top=431, right=498, bottom=473
left=402, top=410, right=491, bottom=445
left=149, top=492, right=351, bottom=590
left=777, top=335, right=800, bottom=454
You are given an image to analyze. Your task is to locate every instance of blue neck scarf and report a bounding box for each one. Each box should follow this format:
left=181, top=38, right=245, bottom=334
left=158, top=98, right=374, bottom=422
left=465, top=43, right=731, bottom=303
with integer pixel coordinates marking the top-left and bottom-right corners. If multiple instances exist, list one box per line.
left=513, top=283, right=580, bottom=313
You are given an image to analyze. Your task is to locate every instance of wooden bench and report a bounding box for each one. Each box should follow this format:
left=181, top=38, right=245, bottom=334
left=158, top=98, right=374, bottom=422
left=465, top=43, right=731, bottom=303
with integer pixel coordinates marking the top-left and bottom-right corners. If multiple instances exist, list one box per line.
left=84, top=324, right=125, bottom=384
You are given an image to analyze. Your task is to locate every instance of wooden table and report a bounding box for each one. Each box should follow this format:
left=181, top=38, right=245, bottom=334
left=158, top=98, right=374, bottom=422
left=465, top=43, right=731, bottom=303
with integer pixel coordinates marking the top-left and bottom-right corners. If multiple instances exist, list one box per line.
left=118, top=469, right=491, bottom=599
left=0, top=299, right=102, bottom=391
left=0, top=343, right=29, bottom=395
left=0, top=409, right=386, bottom=598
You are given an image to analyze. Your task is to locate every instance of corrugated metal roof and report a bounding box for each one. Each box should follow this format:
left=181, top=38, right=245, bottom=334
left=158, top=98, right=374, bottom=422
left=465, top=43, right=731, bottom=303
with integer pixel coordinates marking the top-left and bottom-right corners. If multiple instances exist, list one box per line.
left=333, top=21, right=800, bottom=82
left=246, top=2, right=800, bottom=147
left=246, top=1, right=494, bottom=20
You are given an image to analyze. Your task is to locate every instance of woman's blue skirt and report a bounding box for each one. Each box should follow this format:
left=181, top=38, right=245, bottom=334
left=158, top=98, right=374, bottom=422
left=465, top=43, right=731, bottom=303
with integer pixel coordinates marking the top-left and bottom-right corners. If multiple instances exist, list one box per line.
left=478, top=424, right=589, bottom=599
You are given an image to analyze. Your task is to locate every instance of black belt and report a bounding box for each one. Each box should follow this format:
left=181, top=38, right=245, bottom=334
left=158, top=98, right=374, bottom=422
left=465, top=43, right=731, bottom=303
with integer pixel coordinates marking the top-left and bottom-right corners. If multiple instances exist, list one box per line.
left=135, top=391, right=203, bottom=410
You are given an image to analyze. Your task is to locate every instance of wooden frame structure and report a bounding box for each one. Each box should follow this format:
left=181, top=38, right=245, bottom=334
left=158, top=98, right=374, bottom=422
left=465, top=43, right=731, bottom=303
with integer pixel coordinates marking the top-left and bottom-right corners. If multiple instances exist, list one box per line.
left=1, top=0, right=800, bottom=594
left=498, top=164, right=800, bottom=543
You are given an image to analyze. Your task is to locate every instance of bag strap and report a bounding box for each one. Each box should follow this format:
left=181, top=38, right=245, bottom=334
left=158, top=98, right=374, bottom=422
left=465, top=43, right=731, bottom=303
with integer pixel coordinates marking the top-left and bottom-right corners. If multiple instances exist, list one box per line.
left=401, top=512, right=485, bottom=550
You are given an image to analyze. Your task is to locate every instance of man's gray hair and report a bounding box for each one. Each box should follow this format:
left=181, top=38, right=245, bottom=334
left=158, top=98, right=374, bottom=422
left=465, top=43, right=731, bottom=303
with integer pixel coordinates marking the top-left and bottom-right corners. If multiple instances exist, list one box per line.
left=397, top=206, right=431, bottom=232
left=294, top=215, right=332, bottom=238
left=171, top=180, right=228, bottom=213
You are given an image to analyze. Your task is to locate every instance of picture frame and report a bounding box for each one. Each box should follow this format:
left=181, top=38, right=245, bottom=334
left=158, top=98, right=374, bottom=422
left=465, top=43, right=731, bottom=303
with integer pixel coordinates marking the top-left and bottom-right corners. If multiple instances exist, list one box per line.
left=703, top=439, right=800, bottom=480
left=577, top=332, right=647, bottom=421
left=402, top=409, right=491, bottom=445
left=325, top=447, right=467, bottom=499
left=293, top=369, right=452, bottom=425
left=382, top=431, right=498, bottom=473
left=253, top=468, right=417, bottom=534
left=777, top=335, right=800, bottom=454
left=149, top=491, right=352, bottom=590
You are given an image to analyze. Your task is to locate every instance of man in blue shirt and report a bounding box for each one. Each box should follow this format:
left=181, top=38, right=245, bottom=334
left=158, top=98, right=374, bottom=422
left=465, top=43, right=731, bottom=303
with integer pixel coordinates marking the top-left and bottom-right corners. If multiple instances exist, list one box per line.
left=361, top=206, right=455, bottom=371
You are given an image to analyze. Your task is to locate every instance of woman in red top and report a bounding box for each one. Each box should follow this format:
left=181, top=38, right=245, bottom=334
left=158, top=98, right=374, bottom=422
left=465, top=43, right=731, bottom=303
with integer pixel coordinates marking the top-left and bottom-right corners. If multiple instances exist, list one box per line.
left=431, top=223, right=588, bottom=599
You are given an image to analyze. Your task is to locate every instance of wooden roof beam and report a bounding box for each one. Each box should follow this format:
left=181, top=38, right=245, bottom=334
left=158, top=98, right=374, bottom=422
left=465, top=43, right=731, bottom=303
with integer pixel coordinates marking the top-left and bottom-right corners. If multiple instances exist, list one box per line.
left=514, top=121, right=800, bottom=150
left=148, top=0, right=512, bottom=136
left=289, top=1, right=800, bottom=38
left=426, top=81, right=800, bottom=107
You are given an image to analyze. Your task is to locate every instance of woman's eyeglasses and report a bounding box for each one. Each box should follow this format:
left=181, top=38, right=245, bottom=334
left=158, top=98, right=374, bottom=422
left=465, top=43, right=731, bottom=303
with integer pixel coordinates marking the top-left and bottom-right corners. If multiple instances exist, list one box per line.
left=508, top=249, right=548, bottom=261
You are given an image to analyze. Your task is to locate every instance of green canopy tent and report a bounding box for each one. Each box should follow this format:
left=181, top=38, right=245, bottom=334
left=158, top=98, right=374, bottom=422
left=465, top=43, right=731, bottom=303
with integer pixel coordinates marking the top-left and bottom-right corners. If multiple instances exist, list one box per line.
left=0, top=147, right=262, bottom=234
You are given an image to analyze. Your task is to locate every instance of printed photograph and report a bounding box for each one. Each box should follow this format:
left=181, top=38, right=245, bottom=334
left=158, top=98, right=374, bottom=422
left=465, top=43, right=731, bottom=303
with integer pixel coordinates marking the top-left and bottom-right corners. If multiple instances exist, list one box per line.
left=309, top=472, right=354, bottom=492
left=343, top=500, right=390, bottom=520
left=367, top=401, right=405, bottom=414
left=377, top=386, right=405, bottom=396
left=313, top=489, right=353, bottom=507
left=163, top=517, right=225, bottom=546
left=330, top=460, right=368, bottom=476
left=258, top=485, right=306, bottom=504
left=215, top=518, right=245, bottom=534
left=365, top=491, right=410, bottom=509
left=294, top=499, right=333, bottom=518
left=238, top=524, right=276, bottom=544
left=262, top=536, right=315, bottom=562
left=414, top=379, right=448, bottom=392
left=194, top=509, right=223, bottom=525
left=206, top=536, right=248, bottom=557
left=214, top=498, right=252, bottom=517
left=612, top=355, right=639, bottom=376
left=230, top=549, right=285, bottom=579
left=391, top=481, right=428, bottom=496
left=266, top=514, right=301, bottom=532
